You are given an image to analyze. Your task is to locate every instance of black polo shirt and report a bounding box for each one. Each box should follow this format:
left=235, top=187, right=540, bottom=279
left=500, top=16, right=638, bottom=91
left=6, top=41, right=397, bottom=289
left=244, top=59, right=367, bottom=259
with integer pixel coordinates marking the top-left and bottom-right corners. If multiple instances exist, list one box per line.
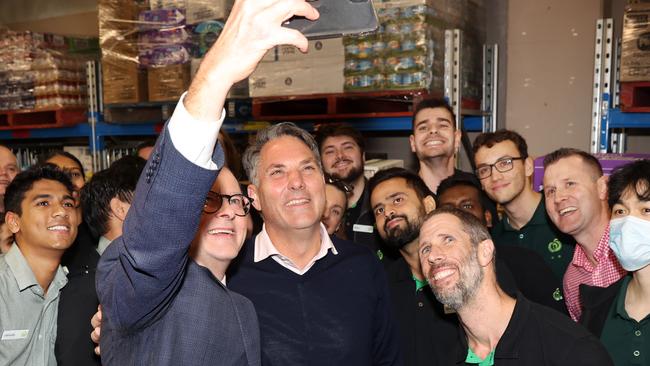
left=454, top=293, right=613, bottom=365
left=387, top=257, right=459, bottom=366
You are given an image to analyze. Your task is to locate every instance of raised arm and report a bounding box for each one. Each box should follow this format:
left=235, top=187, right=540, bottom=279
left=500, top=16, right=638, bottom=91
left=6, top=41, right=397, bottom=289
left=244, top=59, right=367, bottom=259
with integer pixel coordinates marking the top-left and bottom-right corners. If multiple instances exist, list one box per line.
left=95, top=0, right=320, bottom=331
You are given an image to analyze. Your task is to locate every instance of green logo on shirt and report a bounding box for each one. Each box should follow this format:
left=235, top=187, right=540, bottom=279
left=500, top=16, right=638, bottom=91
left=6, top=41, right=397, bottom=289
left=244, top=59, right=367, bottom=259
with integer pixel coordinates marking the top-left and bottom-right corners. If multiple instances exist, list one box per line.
left=376, top=250, right=384, bottom=260
left=553, top=288, right=564, bottom=301
left=548, top=239, right=562, bottom=253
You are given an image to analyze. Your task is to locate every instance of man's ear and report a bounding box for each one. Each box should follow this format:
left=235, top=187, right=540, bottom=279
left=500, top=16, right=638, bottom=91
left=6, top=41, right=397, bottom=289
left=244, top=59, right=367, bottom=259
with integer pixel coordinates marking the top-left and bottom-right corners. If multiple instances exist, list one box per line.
left=477, top=239, right=495, bottom=267
left=524, top=156, right=535, bottom=178
left=597, top=175, right=608, bottom=201
left=484, top=210, right=493, bottom=229
left=409, top=134, right=416, bottom=153
left=423, top=195, right=436, bottom=214
left=5, top=211, right=20, bottom=234
left=453, top=129, right=462, bottom=153
left=109, top=197, right=129, bottom=221
left=248, top=184, right=261, bottom=211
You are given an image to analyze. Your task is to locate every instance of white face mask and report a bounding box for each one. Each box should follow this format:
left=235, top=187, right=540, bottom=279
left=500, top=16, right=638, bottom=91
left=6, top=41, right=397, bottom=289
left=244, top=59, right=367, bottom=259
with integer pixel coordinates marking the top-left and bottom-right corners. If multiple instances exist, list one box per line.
left=609, top=215, right=650, bottom=272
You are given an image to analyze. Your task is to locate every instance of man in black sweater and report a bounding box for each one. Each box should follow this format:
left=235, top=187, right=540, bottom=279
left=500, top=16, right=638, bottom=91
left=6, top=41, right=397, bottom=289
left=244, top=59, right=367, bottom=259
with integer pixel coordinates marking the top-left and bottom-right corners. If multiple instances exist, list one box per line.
left=418, top=207, right=613, bottom=365
left=228, top=122, right=402, bottom=366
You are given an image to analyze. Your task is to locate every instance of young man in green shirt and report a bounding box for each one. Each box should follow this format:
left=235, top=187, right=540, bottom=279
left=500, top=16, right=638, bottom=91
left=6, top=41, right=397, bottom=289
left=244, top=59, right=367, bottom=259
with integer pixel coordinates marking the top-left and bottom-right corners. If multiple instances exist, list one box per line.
left=473, top=130, right=575, bottom=281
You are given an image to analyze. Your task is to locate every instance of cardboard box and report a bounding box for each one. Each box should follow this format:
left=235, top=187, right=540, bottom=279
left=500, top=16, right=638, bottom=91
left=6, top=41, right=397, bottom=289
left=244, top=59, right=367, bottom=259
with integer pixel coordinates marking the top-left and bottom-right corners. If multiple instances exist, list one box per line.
left=364, top=159, right=405, bottom=179
left=190, top=57, right=249, bottom=98
left=102, top=57, right=148, bottom=104
left=149, top=0, right=233, bottom=23
left=621, top=4, right=650, bottom=82
left=148, top=63, right=191, bottom=102
left=533, top=153, right=650, bottom=192
left=248, top=57, right=344, bottom=97
left=261, top=38, right=344, bottom=62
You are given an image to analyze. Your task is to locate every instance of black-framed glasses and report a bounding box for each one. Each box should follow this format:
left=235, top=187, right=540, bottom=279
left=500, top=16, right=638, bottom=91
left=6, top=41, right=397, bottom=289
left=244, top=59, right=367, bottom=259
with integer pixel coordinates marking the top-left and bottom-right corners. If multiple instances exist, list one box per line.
left=325, top=175, right=353, bottom=195
left=203, top=192, right=253, bottom=216
left=475, top=157, right=526, bottom=180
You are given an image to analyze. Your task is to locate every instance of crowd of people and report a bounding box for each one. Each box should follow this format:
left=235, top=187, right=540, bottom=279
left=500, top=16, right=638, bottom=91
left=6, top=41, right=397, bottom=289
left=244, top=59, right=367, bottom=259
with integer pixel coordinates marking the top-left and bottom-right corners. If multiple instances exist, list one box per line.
left=1, top=1, right=649, bottom=365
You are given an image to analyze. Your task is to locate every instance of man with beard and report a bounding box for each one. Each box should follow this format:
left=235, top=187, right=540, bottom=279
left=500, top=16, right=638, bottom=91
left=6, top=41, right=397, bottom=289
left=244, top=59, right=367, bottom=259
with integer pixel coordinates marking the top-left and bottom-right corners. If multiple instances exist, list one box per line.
left=473, top=130, right=575, bottom=282
left=418, top=207, right=613, bottom=365
left=315, top=123, right=397, bottom=261
left=409, top=99, right=477, bottom=194
left=368, top=167, right=458, bottom=365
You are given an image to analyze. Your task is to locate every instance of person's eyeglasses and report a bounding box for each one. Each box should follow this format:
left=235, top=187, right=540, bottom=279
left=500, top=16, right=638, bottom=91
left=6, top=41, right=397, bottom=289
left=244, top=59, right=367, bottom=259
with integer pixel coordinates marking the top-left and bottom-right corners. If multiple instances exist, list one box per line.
left=325, top=175, right=353, bottom=194
left=475, top=157, right=526, bottom=180
left=203, top=192, right=253, bottom=217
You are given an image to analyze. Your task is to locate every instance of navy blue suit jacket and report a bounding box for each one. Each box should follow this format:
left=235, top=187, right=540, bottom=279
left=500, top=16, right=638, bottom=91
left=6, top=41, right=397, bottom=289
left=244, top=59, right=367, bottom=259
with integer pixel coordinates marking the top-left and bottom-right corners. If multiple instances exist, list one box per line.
left=96, top=127, right=260, bottom=366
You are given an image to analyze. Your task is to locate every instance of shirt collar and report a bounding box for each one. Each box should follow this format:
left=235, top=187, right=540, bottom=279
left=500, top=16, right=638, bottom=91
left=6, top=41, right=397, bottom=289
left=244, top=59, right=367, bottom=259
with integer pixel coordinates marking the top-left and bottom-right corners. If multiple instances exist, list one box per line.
left=613, top=275, right=634, bottom=320
left=501, top=198, right=546, bottom=232
left=456, top=293, right=525, bottom=363
left=97, top=236, right=112, bottom=256
left=254, top=223, right=338, bottom=270
left=572, top=224, right=611, bottom=271
left=5, top=243, right=68, bottom=293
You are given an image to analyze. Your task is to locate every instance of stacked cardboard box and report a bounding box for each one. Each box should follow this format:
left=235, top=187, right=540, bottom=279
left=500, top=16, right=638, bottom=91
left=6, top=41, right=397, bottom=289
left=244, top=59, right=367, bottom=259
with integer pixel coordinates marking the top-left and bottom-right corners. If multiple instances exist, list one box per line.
left=621, top=3, right=650, bottom=82
left=248, top=38, right=345, bottom=98
left=0, top=30, right=93, bottom=111
left=99, top=0, right=233, bottom=104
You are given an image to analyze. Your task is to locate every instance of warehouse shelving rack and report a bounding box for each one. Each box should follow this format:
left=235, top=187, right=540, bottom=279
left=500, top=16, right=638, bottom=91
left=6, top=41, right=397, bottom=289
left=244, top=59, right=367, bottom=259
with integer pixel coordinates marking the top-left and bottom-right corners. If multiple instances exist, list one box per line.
left=0, top=29, right=499, bottom=171
left=591, top=18, right=650, bottom=153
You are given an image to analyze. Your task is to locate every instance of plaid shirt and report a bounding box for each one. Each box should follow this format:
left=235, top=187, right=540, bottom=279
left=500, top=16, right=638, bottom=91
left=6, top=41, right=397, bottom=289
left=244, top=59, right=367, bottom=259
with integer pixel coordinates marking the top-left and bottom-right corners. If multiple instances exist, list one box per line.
left=563, top=224, right=627, bottom=321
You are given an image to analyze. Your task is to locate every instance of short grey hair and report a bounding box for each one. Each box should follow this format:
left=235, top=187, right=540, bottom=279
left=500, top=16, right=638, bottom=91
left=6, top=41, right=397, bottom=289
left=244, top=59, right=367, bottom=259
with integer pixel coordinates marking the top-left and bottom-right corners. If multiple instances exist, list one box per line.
left=422, top=206, right=491, bottom=247
left=242, top=122, right=322, bottom=185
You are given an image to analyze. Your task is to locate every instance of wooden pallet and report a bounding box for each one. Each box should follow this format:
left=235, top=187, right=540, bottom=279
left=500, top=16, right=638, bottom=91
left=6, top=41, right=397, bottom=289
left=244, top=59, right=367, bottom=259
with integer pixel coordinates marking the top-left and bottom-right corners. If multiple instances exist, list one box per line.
left=252, top=90, right=481, bottom=121
left=0, top=107, right=87, bottom=130
left=620, top=81, right=650, bottom=113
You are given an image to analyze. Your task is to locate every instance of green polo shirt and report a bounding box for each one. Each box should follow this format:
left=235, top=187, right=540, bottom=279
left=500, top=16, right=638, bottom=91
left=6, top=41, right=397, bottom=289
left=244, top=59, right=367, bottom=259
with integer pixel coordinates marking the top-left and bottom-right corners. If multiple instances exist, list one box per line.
left=601, top=275, right=650, bottom=365
left=491, top=198, right=575, bottom=281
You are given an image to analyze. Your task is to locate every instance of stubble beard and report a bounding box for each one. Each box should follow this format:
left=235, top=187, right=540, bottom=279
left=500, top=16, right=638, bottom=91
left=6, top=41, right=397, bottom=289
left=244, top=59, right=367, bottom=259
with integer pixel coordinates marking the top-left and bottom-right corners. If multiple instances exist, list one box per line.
left=428, top=248, right=484, bottom=311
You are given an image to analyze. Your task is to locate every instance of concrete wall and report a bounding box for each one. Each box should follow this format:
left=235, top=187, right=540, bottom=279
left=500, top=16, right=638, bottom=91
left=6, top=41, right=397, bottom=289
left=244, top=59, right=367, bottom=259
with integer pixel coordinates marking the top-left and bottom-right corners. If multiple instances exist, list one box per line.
left=504, top=0, right=604, bottom=157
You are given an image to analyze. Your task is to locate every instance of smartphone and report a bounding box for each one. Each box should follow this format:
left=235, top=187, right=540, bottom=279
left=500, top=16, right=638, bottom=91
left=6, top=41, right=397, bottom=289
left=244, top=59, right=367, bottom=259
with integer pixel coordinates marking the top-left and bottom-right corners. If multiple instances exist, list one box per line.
left=284, top=0, right=379, bottom=39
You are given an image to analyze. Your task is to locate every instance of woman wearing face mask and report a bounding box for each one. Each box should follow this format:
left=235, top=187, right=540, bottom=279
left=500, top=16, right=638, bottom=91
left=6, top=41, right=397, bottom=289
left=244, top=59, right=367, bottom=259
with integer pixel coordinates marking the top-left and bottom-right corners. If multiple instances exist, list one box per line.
left=580, top=159, right=650, bottom=366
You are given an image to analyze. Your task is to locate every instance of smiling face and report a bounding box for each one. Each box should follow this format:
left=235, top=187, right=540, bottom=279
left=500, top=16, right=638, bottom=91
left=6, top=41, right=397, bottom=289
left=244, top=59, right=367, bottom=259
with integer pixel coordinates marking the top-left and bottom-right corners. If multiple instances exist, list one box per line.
left=371, top=177, right=431, bottom=250
left=474, top=140, right=531, bottom=205
left=322, top=183, right=347, bottom=235
left=248, top=135, right=326, bottom=234
left=418, top=213, right=484, bottom=310
left=320, top=135, right=364, bottom=184
left=193, top=168, right=248, bottom=267
left=7, top=179, right=79, bottom=253
left=0, top=146, right=18, bottom=196
left=409, top=107, right=461, bottom=161
left=543, top=156, right=608, bottom=238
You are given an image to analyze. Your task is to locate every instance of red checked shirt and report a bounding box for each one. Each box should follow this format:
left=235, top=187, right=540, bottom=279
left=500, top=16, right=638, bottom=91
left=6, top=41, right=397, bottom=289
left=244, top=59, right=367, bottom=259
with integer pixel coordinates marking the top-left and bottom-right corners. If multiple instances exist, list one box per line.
left=562, top=224, right=627, bottom=321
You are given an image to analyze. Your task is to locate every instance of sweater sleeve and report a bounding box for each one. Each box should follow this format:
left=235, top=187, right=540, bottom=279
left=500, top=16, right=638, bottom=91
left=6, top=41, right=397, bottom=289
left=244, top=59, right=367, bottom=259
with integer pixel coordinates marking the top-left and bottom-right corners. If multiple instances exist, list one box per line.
left=370, top=257, right=404, bottom=366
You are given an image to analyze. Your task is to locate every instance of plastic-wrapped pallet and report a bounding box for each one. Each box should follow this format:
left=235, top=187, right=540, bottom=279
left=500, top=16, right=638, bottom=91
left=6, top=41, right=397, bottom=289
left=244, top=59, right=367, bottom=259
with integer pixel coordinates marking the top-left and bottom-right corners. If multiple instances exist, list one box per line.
left=343, top=0, right=485, bottom=99
left=98, top=0, right=232, bottom=104
left=0, top=30, right=93, bottom=111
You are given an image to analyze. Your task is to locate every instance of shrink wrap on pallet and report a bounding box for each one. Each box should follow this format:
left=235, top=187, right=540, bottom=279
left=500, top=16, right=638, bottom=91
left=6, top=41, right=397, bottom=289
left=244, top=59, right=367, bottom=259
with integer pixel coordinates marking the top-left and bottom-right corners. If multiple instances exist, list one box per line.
left=621, top=3, right=650, bottom=82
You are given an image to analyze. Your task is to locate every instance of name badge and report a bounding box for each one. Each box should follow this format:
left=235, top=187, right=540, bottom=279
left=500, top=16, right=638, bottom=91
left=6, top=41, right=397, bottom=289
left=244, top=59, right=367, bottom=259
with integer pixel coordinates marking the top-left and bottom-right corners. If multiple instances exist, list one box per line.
left=2, top=330, right=29, bottom=341
left=353, top=224, right=374, bottom=233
